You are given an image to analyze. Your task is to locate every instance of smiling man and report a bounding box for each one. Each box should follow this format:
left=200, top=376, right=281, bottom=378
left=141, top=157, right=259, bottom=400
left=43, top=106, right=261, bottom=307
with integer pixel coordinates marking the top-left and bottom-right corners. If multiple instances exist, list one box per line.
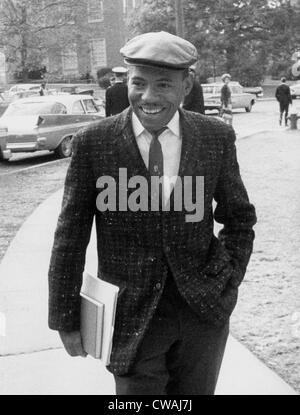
left=48, top=31, right=257, bottom=395
left=128, top=64, right=190, bottom=132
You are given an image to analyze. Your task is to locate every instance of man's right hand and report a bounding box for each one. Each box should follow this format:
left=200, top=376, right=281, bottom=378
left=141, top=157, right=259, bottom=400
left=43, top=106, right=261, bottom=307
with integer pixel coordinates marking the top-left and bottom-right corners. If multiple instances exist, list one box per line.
left=59, top=331, right=87, bottom=358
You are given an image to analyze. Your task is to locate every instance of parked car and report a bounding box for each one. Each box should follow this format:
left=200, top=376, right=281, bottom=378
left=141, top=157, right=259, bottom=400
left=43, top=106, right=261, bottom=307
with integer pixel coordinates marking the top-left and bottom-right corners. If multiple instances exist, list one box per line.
left=202, top=82, right=256, bottom=112
left=0, top=93, right=9, bottom=117
left=6, top=83, right=41, bottom=98
left=53, top=84, right=93, bottom=95
left=243, top=86, right=264, bottom=98
left=51, top=84, right=105, bottom=115
left=290, top=82, right=300, bottom=99
left=0, top=94, right=103, bottom=161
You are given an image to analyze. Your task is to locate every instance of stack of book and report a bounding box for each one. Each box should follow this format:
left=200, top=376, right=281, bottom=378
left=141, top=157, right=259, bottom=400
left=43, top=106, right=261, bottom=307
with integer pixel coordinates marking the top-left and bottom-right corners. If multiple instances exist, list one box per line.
left=80, top=272, right=119, bottom=365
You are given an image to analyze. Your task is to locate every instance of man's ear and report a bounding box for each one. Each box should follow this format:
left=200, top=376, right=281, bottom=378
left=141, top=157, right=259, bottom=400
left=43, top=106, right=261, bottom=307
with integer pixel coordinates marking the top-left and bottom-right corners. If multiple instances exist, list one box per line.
left=183, top=74, right=194, bottom=97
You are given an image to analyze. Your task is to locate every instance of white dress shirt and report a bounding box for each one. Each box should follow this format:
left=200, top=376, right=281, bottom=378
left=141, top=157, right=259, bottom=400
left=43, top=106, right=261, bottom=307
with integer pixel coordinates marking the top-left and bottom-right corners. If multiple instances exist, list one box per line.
left=132, top=111, right=182, bottom=203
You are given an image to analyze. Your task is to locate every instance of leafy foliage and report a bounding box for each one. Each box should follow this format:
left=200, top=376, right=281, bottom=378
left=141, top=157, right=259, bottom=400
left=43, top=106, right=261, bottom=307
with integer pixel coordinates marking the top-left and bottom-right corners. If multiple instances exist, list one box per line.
left=0, top=0, right=87, bottom=81
left=127, top=0, right=300, bottom=84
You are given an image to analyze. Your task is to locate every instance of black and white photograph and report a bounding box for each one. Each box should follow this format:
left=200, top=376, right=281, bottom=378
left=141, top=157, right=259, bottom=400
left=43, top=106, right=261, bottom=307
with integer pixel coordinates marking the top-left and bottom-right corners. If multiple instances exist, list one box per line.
left=0, top=0, right=299, bottom=399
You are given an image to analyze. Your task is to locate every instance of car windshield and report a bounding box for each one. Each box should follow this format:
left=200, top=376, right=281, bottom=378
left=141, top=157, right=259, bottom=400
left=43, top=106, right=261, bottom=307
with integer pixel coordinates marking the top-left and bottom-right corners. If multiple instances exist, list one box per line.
left=202, top=86, right=222, bottom=94
left=4, top=101, right=65, bottom=116
left=202, top=86, right=214, bottom=94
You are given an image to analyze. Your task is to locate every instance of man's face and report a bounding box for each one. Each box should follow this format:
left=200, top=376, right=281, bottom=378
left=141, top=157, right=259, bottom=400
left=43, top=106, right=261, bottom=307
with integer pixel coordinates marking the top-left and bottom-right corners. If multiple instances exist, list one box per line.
left=128, top=65, right=192, bottom=133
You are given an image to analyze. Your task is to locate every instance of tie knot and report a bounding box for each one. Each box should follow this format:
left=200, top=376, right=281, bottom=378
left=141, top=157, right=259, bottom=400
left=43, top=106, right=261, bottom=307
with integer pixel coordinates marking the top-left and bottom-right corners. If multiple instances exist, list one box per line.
left=150, top=127, right=168, bottom=140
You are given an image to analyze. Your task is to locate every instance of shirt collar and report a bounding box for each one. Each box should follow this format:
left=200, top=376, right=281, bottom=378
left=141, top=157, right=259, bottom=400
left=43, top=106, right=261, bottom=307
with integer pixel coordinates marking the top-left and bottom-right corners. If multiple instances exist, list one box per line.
left=132, top=111, right=180, bottom=139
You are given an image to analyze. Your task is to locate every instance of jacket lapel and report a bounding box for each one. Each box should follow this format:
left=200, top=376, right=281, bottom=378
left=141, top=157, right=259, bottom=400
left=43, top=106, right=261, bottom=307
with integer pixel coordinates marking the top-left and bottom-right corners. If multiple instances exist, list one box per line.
left=113, top=107, right=150, bottom=178
left=167, top=110, right=207, bottom=211
left=112, top=108, right=207, bottom=211
left=113, top=108, right=206, bottom=178
left=178, top=109, right=206, bottom=178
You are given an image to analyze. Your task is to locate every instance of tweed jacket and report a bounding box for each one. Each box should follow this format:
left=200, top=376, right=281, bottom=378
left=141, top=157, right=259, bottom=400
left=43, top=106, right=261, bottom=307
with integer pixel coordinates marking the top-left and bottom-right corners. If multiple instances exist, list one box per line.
left=48, top=107, right=256, bottom=375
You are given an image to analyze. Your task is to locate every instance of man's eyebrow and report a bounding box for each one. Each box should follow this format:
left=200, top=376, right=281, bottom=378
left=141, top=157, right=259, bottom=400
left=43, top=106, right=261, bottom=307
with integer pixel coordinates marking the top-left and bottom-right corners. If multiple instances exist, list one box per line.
left=156, top=78, right=173, bottom=82
left=131, top=76, right=145, bottom=81
left=130, top=76, right=173, bottom=82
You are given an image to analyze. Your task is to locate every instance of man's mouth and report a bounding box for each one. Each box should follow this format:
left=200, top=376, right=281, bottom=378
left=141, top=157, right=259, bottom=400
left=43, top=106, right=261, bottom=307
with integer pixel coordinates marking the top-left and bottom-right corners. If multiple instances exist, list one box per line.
left=140, top=106, right=164, bottom=115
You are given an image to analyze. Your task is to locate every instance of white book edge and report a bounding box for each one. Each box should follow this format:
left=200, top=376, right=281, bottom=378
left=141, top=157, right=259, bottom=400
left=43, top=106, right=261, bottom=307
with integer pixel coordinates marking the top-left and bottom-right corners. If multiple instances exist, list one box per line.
left=80, top=292, right=104, bottom=358
left=80, top=272, right=119, bottom=365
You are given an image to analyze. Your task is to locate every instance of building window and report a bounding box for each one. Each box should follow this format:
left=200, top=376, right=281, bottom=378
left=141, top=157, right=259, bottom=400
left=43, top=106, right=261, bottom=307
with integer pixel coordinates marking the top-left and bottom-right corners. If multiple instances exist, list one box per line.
left=88, top=0, right=104, bottom=23
left=90, top=39, right=107, bottom=71
left=62, top=47, right=78, bottom=75
left=123, top=0, right=140, bottom=16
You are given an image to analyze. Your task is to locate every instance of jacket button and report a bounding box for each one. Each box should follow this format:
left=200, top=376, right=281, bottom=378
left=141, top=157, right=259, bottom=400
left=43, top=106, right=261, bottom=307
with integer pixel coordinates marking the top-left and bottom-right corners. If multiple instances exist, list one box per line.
left=155, top=282, right=162, bottom=291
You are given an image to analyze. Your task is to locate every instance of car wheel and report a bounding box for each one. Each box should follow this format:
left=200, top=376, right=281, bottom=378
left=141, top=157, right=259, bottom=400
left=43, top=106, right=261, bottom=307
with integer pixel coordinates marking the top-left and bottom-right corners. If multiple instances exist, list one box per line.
left=0, top=150, right=8, bottom=162
left=55, top=136, right=73, bottom=158
left=245, top=103, right=253, bottom=112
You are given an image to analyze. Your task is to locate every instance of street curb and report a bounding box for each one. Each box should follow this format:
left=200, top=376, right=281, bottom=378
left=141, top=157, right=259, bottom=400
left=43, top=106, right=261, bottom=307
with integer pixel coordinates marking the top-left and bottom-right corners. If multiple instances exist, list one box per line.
left=257, top=98, right=276, bottom=102
left=238, top=128, right=289, bottom=141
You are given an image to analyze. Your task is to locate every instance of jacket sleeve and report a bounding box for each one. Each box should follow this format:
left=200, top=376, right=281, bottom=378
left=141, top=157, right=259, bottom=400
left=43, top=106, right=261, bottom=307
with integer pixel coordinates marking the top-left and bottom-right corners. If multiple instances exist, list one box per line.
left=105, top=88, right=111, bottom=117
left=48, top=129, right=96, bottom=332
left=213, top=126, right=257, bottom=289
left=198, top=83, right=205, bottom=114
left=288, top=86, right=293, bottom=104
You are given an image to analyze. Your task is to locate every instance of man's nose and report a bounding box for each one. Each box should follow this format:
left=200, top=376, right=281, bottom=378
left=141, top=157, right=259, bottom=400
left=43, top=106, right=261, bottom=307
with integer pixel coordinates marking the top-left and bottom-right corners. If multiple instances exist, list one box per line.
left=141, top=86, right=157, bottom=102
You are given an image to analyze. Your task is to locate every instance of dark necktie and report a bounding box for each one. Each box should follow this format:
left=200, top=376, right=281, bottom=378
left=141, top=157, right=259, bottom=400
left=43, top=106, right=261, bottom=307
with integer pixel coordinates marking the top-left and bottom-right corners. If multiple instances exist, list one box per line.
left=148, top=127, right=167, bottom=177
left=148, top=127, right=167, bottom=209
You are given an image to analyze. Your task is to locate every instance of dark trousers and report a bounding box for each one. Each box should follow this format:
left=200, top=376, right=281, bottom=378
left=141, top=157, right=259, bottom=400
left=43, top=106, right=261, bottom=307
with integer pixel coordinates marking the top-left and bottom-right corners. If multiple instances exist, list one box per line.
left=279, top=102, right=290, bottom=125
left=114, top=276, right=229, bottom=395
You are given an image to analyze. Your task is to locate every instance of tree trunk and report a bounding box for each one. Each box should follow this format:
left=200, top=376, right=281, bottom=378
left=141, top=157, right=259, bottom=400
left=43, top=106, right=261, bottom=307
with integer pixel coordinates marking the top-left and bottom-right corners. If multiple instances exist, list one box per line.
left=20, top=4, right=28, bottom=82
left=225, top=45, right=236, bottom=74
left=175, top=0, right=185, bottom=38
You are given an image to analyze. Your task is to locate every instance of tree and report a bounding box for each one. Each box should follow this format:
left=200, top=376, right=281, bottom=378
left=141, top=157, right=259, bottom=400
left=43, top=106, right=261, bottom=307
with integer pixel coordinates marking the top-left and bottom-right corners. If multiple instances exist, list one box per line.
left=267, top=0, right=300, bottom=79
left=0, top=0, right=86, bottom=81
left=127, top=0, right=176, bottom=36
left=127, top=0, right=300, bottom=84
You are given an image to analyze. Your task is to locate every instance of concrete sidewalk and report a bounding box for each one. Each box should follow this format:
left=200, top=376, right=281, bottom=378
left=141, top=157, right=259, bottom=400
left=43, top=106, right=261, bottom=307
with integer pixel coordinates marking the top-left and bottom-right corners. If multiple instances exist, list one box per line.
left=0, top=128, right=298, bottom=395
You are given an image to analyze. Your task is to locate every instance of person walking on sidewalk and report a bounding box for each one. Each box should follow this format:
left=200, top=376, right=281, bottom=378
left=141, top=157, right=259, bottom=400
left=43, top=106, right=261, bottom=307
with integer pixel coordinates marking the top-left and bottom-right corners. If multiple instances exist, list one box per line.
left=48, top=31, right=256, bottom=395
left=275, top=77, right=293, bottom=126
left=39, top=82, right=47, bottom=96
left=105, top=66, right=130, bottom=117
left=220, top=73, right=233, bottom=125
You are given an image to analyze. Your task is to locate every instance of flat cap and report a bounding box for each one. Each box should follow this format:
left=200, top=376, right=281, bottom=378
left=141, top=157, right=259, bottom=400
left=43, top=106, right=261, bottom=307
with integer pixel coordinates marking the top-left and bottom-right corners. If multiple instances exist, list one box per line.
left=112, top=66, right=128, bottom=74
left=120, top=31, right=198, bottom=70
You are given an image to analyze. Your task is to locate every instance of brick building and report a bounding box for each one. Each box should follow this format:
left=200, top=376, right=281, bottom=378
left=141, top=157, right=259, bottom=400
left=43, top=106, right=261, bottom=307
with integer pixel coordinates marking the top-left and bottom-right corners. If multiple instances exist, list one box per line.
left=47, top=0, right=143, bottom=80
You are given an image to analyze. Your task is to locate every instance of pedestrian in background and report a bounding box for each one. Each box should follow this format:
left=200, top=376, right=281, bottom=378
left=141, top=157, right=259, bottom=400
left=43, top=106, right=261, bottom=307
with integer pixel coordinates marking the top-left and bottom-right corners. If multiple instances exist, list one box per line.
left=39, top=82, right=47, bottom=96
left=275, top=77, right=293, bottom=126
left=109, top=76, right=116, bottom=87
left=183, top=64, right=205, bottom=114
left=105, top=66, right=130, bottom=117
left=220, top=73, right=233, bottom=125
